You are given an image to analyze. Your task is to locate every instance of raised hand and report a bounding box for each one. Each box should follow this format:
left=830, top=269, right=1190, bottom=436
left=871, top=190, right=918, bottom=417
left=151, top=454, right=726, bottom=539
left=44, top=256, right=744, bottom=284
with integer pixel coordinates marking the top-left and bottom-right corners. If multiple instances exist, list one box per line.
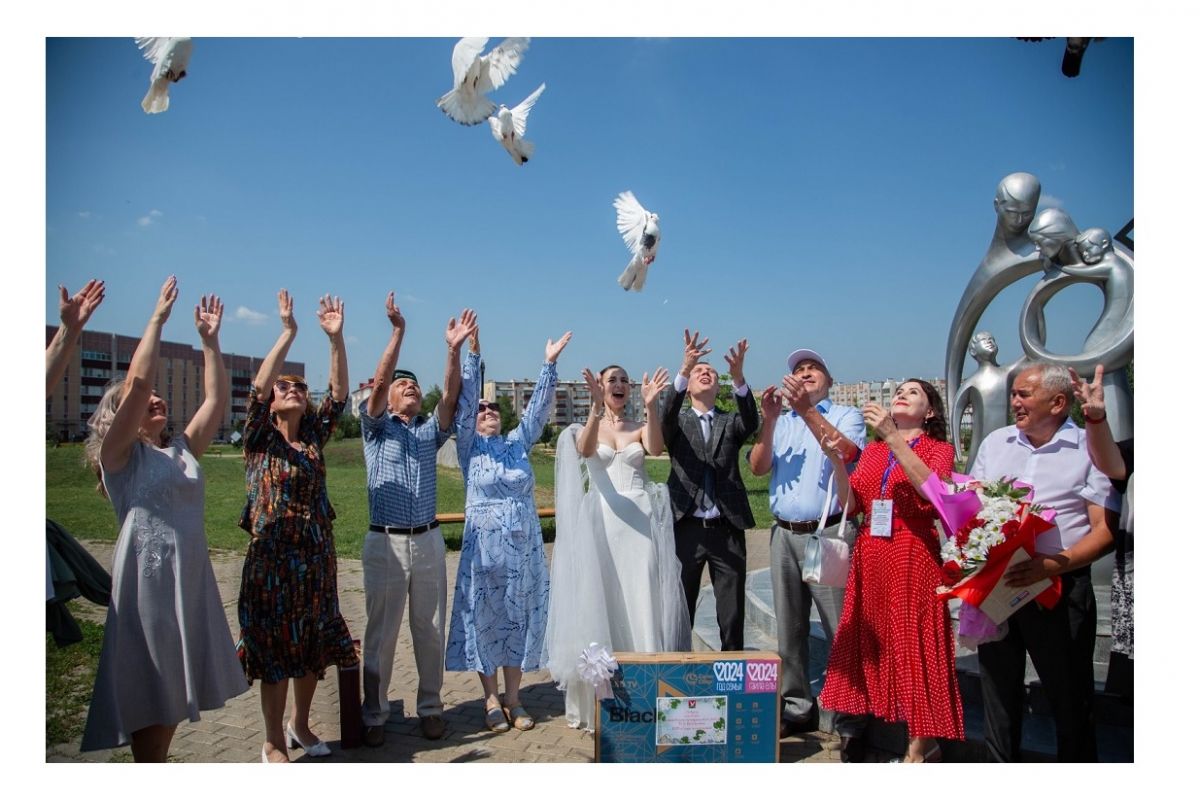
left=681, top=328, right=712, bottom=375
left=193, top=294, right=223, bottom=341
left=818, top=429, right=845, bottom=460
left=152, top=275, right=179, bottom=323
left=863, top=402, right=896, bottom=439
left=446, top=308, right=478, bottom=350
left=317, top=294, right=345, bottom=338
left=724, top=338, right=749, bottom=385
left=581, top=367, right=605, bottom=406
left=641, top=367, right=670, bottom=405
left=59, top=279, right=105, bottom=331
left=384, top=291, right=405, bottom=331
left=278, top=289, right=296, bottom=332
left=1069, top=364, right=1106, bottom=421
left=546, top=331, right=572, bottom=364
left=760, top=385, right=783, bottom=421
left=780, top=373, right=814, bottom=415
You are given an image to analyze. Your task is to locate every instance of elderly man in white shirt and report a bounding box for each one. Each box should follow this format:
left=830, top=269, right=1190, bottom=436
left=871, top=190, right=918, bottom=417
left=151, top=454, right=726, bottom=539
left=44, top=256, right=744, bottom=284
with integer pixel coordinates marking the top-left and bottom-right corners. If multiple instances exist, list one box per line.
left=969, top=362, right=1119, bottom=762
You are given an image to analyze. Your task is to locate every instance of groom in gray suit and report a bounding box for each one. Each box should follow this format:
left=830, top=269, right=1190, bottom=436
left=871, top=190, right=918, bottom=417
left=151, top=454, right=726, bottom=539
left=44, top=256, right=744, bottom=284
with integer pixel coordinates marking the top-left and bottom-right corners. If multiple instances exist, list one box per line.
left=662, top=329, right=759, bottom=651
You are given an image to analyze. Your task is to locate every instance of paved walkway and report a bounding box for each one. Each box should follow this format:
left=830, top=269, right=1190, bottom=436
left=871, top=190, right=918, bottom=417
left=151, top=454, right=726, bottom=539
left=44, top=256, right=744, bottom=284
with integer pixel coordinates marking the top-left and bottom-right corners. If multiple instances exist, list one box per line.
left=48, top=530, right=845, bottom=764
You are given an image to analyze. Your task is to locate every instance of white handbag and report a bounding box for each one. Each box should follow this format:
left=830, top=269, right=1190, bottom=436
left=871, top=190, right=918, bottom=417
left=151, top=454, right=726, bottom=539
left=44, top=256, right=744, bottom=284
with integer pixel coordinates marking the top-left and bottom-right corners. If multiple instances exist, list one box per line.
left=801, top=476, right=853, bottom=588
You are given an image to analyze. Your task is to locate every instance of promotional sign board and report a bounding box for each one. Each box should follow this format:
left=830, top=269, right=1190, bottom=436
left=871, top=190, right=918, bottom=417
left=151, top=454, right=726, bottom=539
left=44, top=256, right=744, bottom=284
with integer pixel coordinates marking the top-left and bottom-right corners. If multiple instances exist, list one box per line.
left=595, top=651, right=781, bottom=763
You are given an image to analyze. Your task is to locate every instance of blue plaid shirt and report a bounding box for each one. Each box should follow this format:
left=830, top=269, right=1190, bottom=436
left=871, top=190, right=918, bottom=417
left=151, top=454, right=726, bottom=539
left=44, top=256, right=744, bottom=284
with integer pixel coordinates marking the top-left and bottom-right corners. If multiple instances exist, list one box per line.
left=361, top=401, right=452, bottom=527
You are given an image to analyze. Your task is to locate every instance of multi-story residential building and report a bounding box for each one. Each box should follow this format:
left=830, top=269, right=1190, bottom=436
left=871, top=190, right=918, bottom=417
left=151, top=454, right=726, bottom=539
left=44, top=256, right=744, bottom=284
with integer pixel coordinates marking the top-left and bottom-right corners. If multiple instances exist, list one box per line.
left=484, top=376, right=668, bottom=430
left=45, top=326, right=303, bottom=442
left=828, top=377, right=949, bottom=410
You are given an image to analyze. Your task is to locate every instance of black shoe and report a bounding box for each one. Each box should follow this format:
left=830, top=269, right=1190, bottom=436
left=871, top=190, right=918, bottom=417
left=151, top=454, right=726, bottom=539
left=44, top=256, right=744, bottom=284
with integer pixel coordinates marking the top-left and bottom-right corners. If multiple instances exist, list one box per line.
left=364, top=725, right=385, bottom=747
left=420, top=714, right=447, bottom=740
left=779, top=716, right=818, bottom=739
left=840, top=734, right=866, bottom=763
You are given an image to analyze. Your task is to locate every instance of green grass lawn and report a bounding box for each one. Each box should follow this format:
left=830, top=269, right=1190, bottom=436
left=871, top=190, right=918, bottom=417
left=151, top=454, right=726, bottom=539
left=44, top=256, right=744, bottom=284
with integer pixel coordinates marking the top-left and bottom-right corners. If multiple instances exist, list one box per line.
left=46, top=619, right=105, bottom=746
left=45, top=439, right=774, bottom=559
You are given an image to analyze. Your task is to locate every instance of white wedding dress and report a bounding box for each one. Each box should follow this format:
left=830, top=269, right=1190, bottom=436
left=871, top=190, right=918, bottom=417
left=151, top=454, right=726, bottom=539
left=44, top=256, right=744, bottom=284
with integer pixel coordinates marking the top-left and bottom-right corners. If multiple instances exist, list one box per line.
left=544, top=426, right=692, bottom=731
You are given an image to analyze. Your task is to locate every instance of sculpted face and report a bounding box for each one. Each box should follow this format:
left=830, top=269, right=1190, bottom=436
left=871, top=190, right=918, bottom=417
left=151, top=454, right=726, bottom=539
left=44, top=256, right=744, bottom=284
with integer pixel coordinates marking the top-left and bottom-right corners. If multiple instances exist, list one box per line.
left=993, top=173, right=1040, bottom=238
left=1077, top=228, right=1112, bottom=265
left=970, top=332, right=998, bottom=361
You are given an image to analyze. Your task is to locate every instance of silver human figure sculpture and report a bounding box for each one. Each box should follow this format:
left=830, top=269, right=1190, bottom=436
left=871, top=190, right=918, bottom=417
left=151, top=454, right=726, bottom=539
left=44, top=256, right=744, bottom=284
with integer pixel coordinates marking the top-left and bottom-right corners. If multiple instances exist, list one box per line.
left=945, top=172, right=1044, bottom=418
left=1019, top=225, right=1134, bottom=439
left=952, top=331, right=1026, bottom=470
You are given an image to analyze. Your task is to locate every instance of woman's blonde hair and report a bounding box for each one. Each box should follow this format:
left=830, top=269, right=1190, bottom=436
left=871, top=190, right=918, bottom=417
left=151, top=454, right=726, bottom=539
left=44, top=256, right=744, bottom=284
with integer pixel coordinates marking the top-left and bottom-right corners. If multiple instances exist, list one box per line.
left=83, top=381, right=170, bottom=496
left=83, top=381, right=126, bottom=496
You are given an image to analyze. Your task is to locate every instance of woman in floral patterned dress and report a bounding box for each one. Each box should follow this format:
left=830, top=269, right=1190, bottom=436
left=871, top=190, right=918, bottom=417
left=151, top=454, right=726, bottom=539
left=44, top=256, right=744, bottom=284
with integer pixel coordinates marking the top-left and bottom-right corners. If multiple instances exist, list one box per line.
left=237, top=289, right=358, bottom=763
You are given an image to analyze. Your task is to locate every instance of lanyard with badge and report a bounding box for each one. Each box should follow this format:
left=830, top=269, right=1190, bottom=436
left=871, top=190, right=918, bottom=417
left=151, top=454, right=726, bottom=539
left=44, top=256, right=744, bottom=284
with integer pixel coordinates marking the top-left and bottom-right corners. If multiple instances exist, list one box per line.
left=870, top=436, right=921, bottom=538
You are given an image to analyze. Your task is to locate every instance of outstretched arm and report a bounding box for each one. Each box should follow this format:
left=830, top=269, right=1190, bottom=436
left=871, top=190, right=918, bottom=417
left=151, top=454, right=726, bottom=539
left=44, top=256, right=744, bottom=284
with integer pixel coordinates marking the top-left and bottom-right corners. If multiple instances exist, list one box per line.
left=818, top=430, right=854, bottom=516
left=640, top=367, right=670, bottom=456
left=516, top=331, right=570, bottom=448
left=317, top=294, right=349, bottom=402
left=252, top=289, right=298, bottom=401
left=576, top=368, right=605, bottom=458
left=183, top=294, right=227, bottom=456
left=46, top=279, right=105, bottom=398
left=101, top=277, right=176, bottom=474
left=747, top=385, right=782, bottom=476
left=725, top=338, right=757, bottom=437
left=438, top=309, right=477, bottom=431
left=1071, top=365, right=1126, bottom=480
left=367, top=291, right=406, bottom=419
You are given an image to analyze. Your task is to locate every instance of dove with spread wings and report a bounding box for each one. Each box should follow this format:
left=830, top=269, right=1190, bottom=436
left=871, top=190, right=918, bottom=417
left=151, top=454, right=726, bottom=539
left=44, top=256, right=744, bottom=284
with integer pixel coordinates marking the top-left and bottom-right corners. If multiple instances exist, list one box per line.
left=437, top=37, right=530, bottom=126
left=614, top=191, right=661, bottom=292
left=135, top=37, right=193, bottom=114
left=488, top=83, right=546, bottom=165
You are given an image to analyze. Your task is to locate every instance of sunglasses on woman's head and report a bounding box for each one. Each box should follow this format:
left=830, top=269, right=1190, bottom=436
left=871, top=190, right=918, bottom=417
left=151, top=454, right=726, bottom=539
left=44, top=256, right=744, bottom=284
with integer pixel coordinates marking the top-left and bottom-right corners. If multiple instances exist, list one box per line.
left=274, top=380, right=309, bottom=395
left=477, top=401, right=501, bottom=413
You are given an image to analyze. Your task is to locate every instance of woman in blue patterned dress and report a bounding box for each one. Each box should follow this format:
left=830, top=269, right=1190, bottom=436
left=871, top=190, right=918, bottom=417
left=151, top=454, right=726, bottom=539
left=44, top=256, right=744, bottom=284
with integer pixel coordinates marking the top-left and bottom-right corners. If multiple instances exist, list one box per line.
left=237, top=290, right=358, bottom=763
left=445, top=326, right=572, bottom=732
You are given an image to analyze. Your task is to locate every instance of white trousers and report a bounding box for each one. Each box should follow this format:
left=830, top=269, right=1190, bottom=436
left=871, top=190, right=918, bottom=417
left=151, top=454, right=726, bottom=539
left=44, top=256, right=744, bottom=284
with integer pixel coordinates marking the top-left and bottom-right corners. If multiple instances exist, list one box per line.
left=361, top=528, right=447, bottom=724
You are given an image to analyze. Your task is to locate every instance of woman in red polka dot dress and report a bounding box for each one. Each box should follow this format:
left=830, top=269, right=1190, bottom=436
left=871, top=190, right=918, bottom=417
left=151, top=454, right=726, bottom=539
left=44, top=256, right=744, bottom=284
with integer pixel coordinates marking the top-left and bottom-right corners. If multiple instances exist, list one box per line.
left=817, top=379, right=963, bottom=763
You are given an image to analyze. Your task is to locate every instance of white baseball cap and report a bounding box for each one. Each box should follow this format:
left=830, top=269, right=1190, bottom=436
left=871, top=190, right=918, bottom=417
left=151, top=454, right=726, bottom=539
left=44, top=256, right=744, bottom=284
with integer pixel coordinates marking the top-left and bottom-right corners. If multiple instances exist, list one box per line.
left=787, top=348, right=830, bottom=375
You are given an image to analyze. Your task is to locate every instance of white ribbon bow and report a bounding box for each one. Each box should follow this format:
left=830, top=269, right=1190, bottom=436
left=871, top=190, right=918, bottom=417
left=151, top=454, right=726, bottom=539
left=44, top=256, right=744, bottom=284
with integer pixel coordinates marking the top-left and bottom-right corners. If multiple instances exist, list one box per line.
left=576, top=642, right=618, bottom=700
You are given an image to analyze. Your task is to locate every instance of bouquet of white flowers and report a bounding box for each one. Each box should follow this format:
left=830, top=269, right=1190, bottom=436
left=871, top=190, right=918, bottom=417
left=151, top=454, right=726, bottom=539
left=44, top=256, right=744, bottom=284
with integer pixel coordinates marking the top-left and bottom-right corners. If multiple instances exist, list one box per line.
left=921, top=474, right=1060, bottom=648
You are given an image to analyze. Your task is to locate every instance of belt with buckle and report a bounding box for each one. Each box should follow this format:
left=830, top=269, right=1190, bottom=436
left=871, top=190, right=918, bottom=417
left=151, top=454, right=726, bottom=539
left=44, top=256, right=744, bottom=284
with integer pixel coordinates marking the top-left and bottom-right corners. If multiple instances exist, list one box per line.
left=369, top=521, right=439, bottom=535
left=774, top=513, right=842, bottom=534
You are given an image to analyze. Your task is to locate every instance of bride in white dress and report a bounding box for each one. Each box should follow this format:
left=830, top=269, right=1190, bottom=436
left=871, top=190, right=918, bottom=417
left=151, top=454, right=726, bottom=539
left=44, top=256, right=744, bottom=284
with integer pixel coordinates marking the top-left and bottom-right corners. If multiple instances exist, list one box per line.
left=544, top=364, right=692, bottom=730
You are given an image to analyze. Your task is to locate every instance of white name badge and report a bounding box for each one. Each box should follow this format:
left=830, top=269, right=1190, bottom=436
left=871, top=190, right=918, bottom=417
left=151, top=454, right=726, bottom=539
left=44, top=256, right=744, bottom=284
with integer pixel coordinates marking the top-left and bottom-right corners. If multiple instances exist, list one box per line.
left=870, top=499, right=894, bottom=538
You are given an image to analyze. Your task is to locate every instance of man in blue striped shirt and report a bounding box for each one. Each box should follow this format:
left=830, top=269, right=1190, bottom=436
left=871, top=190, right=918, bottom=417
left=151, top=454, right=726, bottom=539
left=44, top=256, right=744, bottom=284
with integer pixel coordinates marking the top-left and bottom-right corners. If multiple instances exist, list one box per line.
left=359, top=293, right=476, bottom=746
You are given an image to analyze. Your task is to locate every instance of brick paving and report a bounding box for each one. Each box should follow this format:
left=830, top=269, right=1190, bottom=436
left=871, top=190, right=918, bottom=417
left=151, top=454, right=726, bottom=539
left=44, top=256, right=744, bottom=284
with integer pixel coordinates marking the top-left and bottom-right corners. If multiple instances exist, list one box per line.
left=47, top=530, right=844, bottom=764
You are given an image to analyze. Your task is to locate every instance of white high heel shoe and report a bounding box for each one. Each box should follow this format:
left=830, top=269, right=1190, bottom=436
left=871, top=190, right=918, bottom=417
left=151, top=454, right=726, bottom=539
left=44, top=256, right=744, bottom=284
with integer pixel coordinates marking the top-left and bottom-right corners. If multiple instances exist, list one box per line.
left=286, top=724, right=332, bottom=758
left=261, top=744, right=288, bottom=763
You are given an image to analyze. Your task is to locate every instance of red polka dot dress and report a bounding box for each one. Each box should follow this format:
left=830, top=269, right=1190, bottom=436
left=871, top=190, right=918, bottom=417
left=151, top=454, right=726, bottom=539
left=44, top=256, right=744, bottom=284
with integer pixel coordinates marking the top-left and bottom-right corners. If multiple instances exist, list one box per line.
left=818, top=436, right=964, bottom=740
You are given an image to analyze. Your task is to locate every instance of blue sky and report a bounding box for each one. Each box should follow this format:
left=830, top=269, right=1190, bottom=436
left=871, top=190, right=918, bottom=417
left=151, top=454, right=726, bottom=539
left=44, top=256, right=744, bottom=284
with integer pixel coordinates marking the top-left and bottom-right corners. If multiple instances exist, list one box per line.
left=45, top=36, right=1133, bottom=397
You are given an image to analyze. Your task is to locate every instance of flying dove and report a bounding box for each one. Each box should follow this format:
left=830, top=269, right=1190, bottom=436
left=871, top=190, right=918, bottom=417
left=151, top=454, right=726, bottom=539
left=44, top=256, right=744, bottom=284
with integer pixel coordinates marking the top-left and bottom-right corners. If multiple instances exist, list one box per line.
left=437, top=37, right=530, bottom=125
left=613, top=191, right=661, bottom=292
left=135, top=37, right=193, bottom=114
left=488, top=83, right=546, bottom=165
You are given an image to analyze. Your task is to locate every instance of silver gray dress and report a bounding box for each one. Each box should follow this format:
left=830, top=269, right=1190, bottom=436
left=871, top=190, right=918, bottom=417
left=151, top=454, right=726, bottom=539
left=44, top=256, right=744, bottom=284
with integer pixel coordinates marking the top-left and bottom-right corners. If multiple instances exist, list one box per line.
left=81, top=437, right=248, bottom=751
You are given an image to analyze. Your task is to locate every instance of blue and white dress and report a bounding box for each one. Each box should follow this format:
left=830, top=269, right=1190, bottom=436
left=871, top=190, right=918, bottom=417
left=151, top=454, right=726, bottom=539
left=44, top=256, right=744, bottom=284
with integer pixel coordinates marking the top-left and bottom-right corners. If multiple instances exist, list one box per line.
left=445, top=351, right=555, bottom=673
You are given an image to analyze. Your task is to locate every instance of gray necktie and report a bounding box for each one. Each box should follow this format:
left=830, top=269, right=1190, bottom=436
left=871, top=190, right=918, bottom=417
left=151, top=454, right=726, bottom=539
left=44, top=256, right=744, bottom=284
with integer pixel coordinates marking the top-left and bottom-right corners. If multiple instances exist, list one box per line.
left=699, top=411, right=715, bottom=513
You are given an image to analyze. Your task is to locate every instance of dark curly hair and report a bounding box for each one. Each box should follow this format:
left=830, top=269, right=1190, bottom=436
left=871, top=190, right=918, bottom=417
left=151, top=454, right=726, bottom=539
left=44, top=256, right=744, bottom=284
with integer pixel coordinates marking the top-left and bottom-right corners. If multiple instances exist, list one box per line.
left=903, top=378, right=948, bottom=442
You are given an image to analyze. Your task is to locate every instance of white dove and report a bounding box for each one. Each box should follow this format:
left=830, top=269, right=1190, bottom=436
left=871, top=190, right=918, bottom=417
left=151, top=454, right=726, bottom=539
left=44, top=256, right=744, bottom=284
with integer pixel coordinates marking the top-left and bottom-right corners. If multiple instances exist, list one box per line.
left=613, top=191, right=661, bottom=292
left=135, top=37, right=193, bottom=114
left=437, top=37, right=530, bottom=126
left=488, top=83, right=546, bottom=166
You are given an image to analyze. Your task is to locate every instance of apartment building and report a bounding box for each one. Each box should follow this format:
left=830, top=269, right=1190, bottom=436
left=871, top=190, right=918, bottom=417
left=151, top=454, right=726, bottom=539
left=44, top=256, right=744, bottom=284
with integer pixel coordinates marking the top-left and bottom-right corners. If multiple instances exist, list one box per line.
left=45, top=326, right=303, bottom=441
left=828, top=377, right=948, bottom=410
